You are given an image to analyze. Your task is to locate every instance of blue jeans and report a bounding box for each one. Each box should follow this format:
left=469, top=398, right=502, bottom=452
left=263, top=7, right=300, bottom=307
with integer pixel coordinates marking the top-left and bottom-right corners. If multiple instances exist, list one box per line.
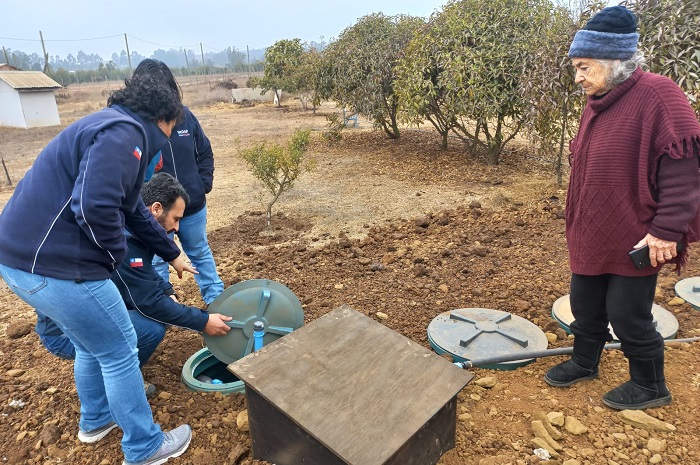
left=0, top=264, right=164, bottom=463
left=38, top=309, right=166, bottom=368
left=153, top=205, right=224, bottom=305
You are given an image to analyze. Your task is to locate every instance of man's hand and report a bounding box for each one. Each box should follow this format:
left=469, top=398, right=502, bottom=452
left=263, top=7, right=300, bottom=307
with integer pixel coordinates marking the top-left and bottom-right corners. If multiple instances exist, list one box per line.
left=169, top=255, right=198, bottom=279
left=203, top=313, right=232, bottom=336
left=634, top=233, right=678, bottom=268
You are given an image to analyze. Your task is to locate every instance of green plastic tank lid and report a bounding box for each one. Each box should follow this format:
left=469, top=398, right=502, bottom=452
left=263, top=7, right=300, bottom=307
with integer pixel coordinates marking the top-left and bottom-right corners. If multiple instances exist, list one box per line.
left=204, top=279, right=304, bottom=365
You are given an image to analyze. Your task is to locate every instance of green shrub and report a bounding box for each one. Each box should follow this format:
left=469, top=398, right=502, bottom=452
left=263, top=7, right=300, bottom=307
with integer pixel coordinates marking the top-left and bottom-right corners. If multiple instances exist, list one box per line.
left=238, top=129, right=315, bottom=228
left=322, top=113, right=345, bottom=145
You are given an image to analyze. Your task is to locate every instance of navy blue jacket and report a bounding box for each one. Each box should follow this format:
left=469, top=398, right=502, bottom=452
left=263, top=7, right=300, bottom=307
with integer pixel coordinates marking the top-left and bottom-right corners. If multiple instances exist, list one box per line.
left=35, top=228, right=208, bottom=339
left=156, top=107, right=214, bottom=216
left=111, top=229, right=208, bottom=331
left=0, top=106, right=180, bottom=280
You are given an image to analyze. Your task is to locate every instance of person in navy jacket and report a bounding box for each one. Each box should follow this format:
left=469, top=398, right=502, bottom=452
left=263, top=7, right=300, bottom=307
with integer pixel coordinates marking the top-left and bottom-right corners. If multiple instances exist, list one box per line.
left=0, top=75, right=196, bottom=465
left=36, top=173, right=232, bottom=367
left=136, top=59, right=225, bottom=306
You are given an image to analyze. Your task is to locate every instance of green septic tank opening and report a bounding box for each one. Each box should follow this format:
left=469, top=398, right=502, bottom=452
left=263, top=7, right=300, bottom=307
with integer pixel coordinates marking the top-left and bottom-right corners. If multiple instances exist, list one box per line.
left=181, top=279, right=305, bottom=394
left=181, top=348, right=245, bottom=395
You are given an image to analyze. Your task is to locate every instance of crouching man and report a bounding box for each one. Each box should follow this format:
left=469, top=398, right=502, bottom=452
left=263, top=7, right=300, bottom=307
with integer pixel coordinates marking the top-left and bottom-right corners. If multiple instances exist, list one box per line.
left=37, top=173, right=231, bottom=395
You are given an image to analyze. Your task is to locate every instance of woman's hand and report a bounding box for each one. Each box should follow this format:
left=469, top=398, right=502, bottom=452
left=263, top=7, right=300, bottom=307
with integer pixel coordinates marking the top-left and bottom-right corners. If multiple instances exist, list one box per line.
left=633, top=234, right=678, bottom=267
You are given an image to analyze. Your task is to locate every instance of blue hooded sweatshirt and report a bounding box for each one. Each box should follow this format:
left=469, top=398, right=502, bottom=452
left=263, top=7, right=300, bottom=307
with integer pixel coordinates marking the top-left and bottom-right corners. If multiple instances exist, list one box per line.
left=152, top=106, right=214, bottom=216
left=0, top=105, right=180, bottom=281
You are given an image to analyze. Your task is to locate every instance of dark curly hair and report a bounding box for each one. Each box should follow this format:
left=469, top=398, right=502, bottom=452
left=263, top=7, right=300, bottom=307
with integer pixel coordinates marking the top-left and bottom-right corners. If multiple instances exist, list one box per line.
left=141, top=173, right=189, bottom=211
left=107, top=75, right=183, bottom=123
left=132, top=59, right=182, bottom=98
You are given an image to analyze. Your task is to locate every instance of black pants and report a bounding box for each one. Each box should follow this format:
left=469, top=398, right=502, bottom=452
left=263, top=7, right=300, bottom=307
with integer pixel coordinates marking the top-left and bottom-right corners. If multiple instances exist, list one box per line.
left=570, top=273, right=664, bottom=360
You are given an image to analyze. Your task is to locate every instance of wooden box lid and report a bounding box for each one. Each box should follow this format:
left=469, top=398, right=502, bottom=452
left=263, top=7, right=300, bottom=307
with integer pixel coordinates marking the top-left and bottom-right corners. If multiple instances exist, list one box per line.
left=230, top=305, right=473, bottom=465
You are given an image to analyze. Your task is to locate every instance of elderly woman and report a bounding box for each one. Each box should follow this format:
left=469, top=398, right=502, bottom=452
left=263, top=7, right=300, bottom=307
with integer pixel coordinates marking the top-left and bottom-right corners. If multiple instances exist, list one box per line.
left=544, top=6, right=700, bottom=410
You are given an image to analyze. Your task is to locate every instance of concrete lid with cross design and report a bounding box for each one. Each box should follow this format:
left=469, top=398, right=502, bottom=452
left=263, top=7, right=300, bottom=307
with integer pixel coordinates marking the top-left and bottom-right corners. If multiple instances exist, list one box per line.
left=551, top=294, right=678, bottom=341
left=427, top=307, right=549, bottom=370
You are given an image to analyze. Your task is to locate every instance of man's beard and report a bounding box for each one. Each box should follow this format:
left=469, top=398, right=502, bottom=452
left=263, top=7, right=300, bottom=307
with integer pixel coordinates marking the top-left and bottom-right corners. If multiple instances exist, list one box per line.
left=156, top=214, right=174, bottom=234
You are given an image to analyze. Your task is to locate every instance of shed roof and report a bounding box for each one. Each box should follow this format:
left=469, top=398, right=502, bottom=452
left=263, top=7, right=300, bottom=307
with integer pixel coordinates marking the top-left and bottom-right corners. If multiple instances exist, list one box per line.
left=0, top=71, right=61, bottom=90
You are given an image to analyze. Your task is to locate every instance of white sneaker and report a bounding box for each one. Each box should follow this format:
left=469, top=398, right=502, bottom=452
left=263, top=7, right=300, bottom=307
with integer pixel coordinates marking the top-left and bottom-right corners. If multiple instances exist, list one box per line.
left=78, top=420, right=118, bottom=443
left=122, top=424, right=192, bottom=465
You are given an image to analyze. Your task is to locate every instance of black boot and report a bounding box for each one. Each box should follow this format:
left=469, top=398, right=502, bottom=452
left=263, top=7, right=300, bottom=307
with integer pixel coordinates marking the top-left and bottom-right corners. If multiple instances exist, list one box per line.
left=602, top=354, right=672, bottom=410
left=544, top=337, right=606, bottom=387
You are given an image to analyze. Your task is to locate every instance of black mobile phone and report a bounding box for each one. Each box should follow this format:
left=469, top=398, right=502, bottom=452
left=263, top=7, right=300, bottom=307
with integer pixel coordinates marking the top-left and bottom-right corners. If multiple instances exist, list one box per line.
left=628, top=242, right=684, bottom=269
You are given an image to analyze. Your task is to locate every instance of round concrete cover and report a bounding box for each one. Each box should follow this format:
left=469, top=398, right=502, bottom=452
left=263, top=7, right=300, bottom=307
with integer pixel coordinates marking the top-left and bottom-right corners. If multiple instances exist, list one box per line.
left=551, top=294, right=678, bottom=340
left=204, top=279, right=304, bottom=365
left=427, top=308, right=549, bottom=369
left=675, top=277, right=700, bottom=310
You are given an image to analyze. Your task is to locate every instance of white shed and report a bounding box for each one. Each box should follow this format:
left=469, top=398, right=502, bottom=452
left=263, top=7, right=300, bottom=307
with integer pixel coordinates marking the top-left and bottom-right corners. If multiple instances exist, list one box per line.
left=0, top=71, right=62, bottom=128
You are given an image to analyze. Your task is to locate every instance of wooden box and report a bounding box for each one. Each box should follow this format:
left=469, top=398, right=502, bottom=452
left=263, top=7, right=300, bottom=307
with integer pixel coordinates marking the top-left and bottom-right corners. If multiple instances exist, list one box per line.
left=229, top=305, right=473, bottom=465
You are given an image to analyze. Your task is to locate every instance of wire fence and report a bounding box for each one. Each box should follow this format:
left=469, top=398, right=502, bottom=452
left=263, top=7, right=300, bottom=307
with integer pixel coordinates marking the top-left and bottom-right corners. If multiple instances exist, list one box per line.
left=1, top=32, right=266, bottom=76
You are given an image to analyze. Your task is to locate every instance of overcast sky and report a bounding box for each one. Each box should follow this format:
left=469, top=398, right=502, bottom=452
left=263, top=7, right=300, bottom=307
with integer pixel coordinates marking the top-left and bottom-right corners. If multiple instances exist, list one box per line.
left=1, top=0, right=445, bottom=59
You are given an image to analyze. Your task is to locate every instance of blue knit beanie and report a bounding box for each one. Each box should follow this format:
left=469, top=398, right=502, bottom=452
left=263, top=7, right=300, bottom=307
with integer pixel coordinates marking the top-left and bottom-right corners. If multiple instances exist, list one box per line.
left=568, top=6, right=639, bottom=60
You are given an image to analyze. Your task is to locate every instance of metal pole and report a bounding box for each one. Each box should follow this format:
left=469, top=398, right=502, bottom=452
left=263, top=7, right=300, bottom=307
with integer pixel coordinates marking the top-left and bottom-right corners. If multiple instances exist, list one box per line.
left=2, top=47, right=9, bottom=65
left=200, top=43, right=206, bottom=81
left=454, top=336, right=700, bottom=369
left=124, top=34, right=132, bottom=75
left=39, top=31, right=50, bottom=74
left=2, top=158, right=12, bottom=186
left=183, top=49, right=193, bottom=85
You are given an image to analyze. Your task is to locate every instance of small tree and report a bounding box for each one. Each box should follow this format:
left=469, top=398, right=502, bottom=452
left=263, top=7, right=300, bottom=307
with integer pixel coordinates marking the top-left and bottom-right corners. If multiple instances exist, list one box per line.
left=238, top=130, right=315, bottom=228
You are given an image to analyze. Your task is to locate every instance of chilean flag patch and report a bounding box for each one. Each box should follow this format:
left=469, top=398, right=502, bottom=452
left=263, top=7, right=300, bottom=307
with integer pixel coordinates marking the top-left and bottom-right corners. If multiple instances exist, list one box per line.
left=133, top=146, right=142, bottom=161
left=130, top=258, right=144, bottom=267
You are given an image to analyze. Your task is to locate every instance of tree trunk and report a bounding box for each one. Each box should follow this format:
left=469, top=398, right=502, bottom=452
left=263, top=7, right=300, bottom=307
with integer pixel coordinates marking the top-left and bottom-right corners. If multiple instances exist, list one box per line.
left=381, top=119, right=400, bottom=139
left=265, top=203, right=273, bottom=229
left=275, top=89, right=282, bottom=107
left=485, top=146, right=500, bottom=165
left=557, top=100, right=569, bottom=188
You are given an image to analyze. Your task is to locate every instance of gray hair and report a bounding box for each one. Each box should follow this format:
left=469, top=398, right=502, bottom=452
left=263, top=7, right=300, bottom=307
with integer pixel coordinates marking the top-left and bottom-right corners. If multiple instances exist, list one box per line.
left=599, top=51, right=647, bottom=89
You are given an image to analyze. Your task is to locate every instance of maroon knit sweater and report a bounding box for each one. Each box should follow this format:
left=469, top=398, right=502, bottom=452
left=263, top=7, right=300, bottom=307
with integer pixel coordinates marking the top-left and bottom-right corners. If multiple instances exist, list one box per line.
left=566, top=67, right=700, bottom=276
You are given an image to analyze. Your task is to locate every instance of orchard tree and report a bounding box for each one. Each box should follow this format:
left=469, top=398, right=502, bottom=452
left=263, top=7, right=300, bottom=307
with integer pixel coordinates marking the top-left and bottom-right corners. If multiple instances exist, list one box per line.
left=397, top=0, right=555, bottom=164
left=520, top=1, right=605, bottom=186
left=321, top=13, right=424, bottom=139
left=297, top=47, right=323, bottom=111
left=395, top=13, right=461, bottom=149
left=254, top=39, right=305, bottom=107
left=522, top=0, right=698, bottom=185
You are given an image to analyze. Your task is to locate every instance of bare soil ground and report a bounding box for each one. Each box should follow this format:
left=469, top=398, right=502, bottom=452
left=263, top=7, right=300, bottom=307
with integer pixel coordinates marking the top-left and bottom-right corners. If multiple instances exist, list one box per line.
left=1, top=78, right=700, bottom=465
